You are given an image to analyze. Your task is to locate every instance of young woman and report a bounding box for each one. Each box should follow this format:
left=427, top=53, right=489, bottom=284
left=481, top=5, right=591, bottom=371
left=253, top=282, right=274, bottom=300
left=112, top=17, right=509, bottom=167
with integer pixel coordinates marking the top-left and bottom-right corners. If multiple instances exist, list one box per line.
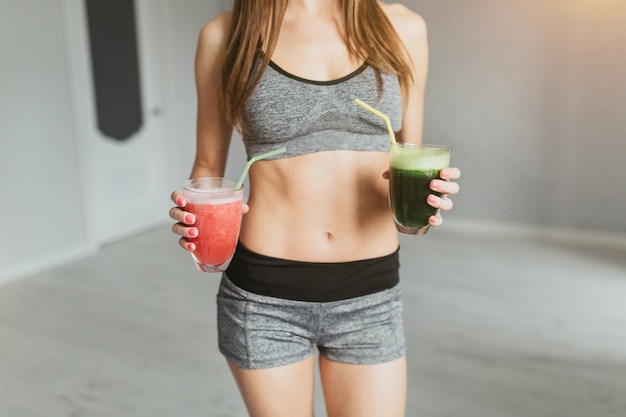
left=170, top=1, right=461, bottom=416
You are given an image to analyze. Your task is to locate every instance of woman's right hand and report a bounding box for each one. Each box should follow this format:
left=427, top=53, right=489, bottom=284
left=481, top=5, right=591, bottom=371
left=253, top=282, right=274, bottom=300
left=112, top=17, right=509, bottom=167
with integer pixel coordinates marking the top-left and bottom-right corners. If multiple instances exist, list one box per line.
left=170, top=191, right=199, bottom=252
left=169, top=190, right=250, bottom=252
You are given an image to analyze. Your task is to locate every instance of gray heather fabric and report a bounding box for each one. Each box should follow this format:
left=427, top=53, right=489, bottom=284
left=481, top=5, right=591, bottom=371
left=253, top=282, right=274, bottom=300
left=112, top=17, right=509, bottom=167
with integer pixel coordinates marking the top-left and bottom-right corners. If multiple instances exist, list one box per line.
left=241, top=61, right=403, bottom=160
left=217, top=274, right=406, bottom=369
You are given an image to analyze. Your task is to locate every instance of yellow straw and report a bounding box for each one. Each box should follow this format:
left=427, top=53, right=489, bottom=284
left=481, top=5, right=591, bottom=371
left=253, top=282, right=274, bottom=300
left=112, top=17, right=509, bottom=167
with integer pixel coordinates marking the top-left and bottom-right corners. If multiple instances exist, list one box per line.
left=354, top=99, right=396, bottom=144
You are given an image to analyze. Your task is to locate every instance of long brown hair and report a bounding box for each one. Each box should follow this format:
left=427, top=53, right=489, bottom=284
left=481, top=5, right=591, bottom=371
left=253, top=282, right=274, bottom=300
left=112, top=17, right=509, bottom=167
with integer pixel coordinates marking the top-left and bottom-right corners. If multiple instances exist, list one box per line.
left=221, top=0, right=414, bottom=130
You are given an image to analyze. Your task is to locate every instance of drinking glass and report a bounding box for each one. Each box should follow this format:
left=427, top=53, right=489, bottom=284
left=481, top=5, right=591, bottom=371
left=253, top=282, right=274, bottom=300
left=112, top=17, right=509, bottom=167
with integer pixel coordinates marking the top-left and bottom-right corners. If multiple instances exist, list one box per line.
left=182, top=178, right=243, bottom=272
left=389, top=143, right=451, bottom=235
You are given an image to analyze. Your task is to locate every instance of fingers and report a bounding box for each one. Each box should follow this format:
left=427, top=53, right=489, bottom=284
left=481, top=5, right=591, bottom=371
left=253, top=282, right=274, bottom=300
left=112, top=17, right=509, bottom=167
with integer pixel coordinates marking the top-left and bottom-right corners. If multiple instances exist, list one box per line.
left=169, top=206, right=197, bottom=251
left=428, top=167, right=460, bottom=229
left=382, top=169, right=390, bottom=180
left=169, top=190, right=194, bottom=229
left=171, top=220, right=198, bottom=237
left=427, top=171, right=455, bottom=227
left=171, top=190, right=186, bottom=207
left=427, top=167, right=460, bottom=228
left=430, top=179, right=460, bottom=196
left=169, top=205, right=195, bottom=223
left=172, top=221, right=198, bottom=253
left=170, top=190, right=197, bottom=252
left=427, top=194, right=454, bottom=211
left=170, top=189, right=195, bottom=231
left=440, top=167, right=461, bottom=181
left=428, top=211, right=443, bottom=227
left=178, top=237, right=196, bottom=252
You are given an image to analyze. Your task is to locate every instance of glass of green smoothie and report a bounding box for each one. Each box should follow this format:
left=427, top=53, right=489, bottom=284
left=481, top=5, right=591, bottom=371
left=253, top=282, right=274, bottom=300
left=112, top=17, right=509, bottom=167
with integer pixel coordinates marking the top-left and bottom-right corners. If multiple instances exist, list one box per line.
left=389, top=143, right=451, bottom=235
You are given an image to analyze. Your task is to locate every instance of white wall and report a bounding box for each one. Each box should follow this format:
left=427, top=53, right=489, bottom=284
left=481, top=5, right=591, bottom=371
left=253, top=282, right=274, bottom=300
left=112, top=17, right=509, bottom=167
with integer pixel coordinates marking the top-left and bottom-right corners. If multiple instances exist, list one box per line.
left=161, top=0, right=248, bottom=185
left=404, top=0, right=626, bottom=232
left=0, top=0, right=92, bottom=283
left=0, top=0, right=231, bottom=284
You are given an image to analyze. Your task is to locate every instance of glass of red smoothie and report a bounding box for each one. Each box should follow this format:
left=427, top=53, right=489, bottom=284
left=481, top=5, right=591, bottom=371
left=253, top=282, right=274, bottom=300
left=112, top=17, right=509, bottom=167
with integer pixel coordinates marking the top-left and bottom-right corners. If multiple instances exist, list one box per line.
left=182, top=178, right=244, bottom=273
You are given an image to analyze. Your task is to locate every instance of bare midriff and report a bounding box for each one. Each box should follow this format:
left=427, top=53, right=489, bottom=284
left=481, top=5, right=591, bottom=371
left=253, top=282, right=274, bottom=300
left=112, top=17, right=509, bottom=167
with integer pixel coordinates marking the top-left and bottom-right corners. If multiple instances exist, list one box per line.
left=239, top=150, right=399, bottom=262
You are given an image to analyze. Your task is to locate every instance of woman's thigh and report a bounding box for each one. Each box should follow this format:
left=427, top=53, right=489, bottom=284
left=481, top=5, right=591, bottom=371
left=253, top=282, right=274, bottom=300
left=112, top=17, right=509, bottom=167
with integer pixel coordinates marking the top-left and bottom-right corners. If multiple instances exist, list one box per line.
left=227, top=355, right=316, bottom=417
left=319, top=355, right=407, bottom=417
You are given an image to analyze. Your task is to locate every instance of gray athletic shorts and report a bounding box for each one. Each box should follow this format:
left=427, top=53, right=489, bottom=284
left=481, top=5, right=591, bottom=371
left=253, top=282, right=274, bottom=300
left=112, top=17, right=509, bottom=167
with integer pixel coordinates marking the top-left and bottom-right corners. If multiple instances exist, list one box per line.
left=217, top=274, right=406, bottom=369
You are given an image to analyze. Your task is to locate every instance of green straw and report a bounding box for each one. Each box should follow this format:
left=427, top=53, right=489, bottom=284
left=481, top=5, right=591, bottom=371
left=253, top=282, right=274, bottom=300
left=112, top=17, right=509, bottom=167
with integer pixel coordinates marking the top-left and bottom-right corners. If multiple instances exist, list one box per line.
left=354, top=99, right=397, bottom=144
left=235, top=147, right=287, bottom=189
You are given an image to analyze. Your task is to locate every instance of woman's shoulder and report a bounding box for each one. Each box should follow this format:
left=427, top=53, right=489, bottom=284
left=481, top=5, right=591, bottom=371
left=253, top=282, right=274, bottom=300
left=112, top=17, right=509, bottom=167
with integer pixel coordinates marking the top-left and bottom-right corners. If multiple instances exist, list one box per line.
left=197, top=11, right=232, bottom=52
left=378, top=2, right=427, bottom=41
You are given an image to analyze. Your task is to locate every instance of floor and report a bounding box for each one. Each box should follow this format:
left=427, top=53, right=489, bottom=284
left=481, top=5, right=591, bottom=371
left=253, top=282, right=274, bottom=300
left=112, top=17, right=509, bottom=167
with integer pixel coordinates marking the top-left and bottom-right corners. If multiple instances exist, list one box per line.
left=1, top=224, right=625, bottom=417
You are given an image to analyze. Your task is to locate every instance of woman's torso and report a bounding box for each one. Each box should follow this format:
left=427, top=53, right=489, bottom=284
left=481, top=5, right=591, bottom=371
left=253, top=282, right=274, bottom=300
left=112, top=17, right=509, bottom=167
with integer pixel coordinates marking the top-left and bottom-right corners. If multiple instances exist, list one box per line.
left=241, top=150, right=398, bottom=262
left=236, top=5, right=403, bottom=262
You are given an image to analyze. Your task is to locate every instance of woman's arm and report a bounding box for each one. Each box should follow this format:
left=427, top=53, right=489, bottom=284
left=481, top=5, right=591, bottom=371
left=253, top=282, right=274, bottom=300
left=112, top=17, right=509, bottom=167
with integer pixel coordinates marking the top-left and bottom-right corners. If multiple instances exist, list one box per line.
left=191, top=11, right=234, bottom=178
left=170, top=12, right=241, bottom=252
left=381, top=3, right=429, bottom=144
left=383, top=4, right=460, bottom=227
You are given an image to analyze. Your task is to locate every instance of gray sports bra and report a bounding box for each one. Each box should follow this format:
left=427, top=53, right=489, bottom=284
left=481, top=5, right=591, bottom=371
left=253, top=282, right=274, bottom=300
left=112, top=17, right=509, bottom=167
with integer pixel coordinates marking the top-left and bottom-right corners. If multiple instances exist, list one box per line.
left=241, top=60, right=403, bottom=160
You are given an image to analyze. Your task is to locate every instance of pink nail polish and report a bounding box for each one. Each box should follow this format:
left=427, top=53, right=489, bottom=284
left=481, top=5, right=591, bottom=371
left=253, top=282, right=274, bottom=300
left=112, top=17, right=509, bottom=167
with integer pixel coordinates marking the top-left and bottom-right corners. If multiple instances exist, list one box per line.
left=176, top=197, right=184, bottom=206
left=184, top=214, right=194, bottom=224
left=187, top=243, right=195, bottom=251
left=188, top=229, right=197, bottom=237
left=428, top=195, right=438, bottom=204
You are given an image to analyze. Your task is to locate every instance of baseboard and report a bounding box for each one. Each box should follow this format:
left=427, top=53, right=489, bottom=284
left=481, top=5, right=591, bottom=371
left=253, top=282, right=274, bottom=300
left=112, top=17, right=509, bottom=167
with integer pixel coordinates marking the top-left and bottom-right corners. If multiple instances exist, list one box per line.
left=0, top=219, right=167, bottom=287
left=444, top=217, right=626, bottom=249
left=0, top=242, right=98, bottom=287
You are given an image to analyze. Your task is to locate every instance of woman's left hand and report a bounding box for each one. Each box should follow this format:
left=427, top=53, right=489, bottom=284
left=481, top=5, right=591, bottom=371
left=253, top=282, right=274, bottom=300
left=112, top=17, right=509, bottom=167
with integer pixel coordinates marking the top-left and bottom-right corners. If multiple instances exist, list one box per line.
left=427, top=167, right=461, bottom=227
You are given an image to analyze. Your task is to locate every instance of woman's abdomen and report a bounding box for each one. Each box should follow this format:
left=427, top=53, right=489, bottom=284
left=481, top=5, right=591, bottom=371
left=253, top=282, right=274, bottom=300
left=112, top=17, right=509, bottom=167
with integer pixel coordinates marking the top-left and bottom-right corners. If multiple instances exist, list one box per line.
left=239, top=150, right=399, bottom=262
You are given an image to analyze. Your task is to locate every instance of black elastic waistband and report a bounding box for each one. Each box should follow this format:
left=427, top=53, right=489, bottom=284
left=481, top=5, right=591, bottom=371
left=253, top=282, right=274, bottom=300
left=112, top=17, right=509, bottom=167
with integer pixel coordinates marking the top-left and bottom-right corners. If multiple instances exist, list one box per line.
left=224, top=243, right=400, bottom=302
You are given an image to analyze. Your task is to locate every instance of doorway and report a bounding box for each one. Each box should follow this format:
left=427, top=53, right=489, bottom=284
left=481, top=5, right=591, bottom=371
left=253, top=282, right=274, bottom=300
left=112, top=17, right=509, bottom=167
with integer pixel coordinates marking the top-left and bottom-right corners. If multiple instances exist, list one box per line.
left=65, top=0, right=172, bottom=245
